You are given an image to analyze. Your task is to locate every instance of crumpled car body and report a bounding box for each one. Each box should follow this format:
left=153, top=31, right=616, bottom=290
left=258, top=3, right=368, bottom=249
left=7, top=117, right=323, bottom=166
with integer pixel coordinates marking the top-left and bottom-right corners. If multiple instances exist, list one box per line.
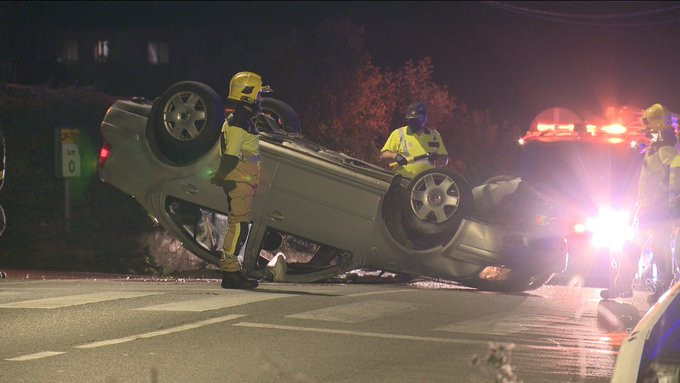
left=98, top=81, right=567, bottom=292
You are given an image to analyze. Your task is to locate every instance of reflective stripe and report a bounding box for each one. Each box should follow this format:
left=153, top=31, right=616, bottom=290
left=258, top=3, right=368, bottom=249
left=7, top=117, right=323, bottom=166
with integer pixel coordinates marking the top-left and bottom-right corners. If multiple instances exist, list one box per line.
left=240, top=153, right=261, bottom=163
left=224, top=221, right=241, bottom=256
left=397, top=127, right=410, bottom=157
left=219, top=132, right=227, bottom=156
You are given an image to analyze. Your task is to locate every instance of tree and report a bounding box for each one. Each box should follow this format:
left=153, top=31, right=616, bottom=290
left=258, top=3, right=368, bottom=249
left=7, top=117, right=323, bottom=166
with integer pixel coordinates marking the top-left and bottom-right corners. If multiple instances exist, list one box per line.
left=272, top=17, right=521, bottom=183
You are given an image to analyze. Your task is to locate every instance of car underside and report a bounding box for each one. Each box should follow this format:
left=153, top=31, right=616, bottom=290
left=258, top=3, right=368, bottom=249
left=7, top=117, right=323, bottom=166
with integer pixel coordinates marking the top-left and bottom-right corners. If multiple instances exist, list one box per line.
left=98, top=81, right=568, bottom=292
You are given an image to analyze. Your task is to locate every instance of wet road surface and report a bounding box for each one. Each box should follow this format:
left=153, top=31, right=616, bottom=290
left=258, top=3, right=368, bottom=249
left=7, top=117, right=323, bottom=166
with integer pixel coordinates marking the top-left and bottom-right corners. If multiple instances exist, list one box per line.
left=0, top=270, right=650, bottom=382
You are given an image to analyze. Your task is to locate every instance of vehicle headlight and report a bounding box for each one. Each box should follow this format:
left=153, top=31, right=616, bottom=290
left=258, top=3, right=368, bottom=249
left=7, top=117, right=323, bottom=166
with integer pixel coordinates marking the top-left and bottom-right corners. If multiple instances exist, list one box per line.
left=585, top=207, right=635, bottom=252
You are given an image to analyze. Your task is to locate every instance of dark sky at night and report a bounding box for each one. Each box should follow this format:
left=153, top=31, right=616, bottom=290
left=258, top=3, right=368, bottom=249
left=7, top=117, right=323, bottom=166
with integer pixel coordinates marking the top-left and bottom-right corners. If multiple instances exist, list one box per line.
left=5, top=1, right=680, bottom=128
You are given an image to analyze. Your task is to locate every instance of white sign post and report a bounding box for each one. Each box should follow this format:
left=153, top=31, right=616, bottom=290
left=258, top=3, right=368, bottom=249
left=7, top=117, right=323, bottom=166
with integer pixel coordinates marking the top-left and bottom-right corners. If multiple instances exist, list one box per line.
left=57, top=129, right=80, bottom=233
left=61, top=142, right=80, bottom=177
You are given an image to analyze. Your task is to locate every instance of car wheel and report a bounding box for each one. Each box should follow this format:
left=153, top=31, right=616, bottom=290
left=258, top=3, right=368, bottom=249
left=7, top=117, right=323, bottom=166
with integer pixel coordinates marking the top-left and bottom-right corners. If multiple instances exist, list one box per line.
left=149, top=81, right=223, bottom=165
left=401, top=168, right=472, bottom=243
left=461, top=272, right=554, bottom=292
left=258, top=98, right=302, bottom=135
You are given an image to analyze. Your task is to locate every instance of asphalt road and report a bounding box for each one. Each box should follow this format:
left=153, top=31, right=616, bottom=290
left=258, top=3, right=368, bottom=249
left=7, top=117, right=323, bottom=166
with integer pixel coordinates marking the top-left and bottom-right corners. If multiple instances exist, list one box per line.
left=0, top=270, right=652, bottom=382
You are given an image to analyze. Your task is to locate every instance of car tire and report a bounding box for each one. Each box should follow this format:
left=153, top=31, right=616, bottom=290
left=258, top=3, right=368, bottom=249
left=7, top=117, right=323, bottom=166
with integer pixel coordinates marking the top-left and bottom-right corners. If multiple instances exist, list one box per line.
left=461, top=272, right=554, bottom=292
left=148, top=81, right=223, bottom=166
left=401, top=168, right=472, bottom=244
left=258, top=98, right=302, bottom=135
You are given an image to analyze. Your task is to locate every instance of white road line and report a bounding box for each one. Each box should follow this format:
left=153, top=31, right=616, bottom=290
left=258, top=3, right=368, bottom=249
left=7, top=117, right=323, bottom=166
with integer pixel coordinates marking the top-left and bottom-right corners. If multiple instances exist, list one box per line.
left=286, top=299, right=416, bottom=323
left=75, top=314, right=245, bottom=349
left=435, top=312, right=509, bottom=336
left=6, top=351, right=66, bottom=361
left=233, top=322, right=618, bottom=354
left=137, top=292, right=287, bottom=312
left=234, top=322, right=484, bottom=344
left=344, top=289, right=414, bottom=298
left=0, top=292, right=161, bottom=309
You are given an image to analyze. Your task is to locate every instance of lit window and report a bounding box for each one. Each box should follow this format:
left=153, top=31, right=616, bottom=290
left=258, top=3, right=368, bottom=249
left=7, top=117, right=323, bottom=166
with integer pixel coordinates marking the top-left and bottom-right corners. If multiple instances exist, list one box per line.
left=94, top=40, right=110, bottom=62
left=60, top=40, right=78, bottom=62
left=147, top=42, right=169, bottom=65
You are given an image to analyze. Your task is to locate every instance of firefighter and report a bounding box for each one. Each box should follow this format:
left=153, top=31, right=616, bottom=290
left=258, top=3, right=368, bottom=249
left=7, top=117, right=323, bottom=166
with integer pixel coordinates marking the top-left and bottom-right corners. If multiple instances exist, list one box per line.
left=601, top=103, right=678, bottom=301
left=378, top=102, right=449, bottom=178
left=210, top=71, right=270, bottom=289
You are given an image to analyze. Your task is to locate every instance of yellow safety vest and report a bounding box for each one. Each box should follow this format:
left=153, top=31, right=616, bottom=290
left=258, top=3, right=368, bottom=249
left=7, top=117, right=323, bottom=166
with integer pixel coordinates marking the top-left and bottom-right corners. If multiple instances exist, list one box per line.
left=380, top=126, right=448, bottom=178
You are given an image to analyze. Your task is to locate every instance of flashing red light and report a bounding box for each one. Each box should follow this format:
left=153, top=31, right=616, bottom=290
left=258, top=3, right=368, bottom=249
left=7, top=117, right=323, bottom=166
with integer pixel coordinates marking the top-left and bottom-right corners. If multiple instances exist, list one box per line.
left=601, top=124, right=627, bottom=135
left=98, top=142, right=111, bottom=168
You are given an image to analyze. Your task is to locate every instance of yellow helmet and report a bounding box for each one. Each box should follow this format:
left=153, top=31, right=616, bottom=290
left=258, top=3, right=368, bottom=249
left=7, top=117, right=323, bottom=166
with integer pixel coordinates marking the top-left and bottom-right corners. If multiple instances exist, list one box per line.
left=642, top=103, right=673, bottom=132
left=227, top=71, right=272, bottom=104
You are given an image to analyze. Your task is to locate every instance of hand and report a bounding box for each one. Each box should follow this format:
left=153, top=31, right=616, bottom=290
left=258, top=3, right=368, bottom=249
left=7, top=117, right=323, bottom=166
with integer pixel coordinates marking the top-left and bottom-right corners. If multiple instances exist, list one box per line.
left=428, top=152, right=440, bottom=163
left=394, top=153, right=408, bottom=166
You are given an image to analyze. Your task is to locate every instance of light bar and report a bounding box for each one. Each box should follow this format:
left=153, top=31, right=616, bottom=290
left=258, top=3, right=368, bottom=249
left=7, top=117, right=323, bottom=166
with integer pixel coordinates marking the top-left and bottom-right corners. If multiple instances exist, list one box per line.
left=601, top=124, right=627, bottom=135
left=536, top=123, right=574, bottom=132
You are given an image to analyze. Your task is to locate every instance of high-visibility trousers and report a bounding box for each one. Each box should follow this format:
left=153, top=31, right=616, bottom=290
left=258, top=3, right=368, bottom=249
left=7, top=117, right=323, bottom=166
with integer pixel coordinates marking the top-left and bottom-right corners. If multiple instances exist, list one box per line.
left=220, top=182, right=256, bottom=272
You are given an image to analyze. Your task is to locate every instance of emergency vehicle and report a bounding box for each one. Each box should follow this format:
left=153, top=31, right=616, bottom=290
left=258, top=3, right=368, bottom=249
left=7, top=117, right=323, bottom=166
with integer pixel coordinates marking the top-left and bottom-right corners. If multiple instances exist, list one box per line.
left=518, top=106, right=651, bottom=287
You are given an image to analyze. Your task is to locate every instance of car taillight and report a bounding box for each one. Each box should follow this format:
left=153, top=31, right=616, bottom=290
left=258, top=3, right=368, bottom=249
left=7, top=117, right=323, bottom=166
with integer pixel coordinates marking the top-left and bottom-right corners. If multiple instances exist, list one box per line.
left=98, top=142, right=111, bottom=168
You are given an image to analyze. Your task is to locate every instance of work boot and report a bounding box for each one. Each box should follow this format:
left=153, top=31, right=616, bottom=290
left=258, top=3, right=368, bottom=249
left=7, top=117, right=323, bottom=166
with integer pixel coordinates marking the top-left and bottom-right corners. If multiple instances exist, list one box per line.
left=265, top=253, right=287, bottom=282
left=600, top=286, right=633, bottom=300
left=647, top=282, right=671, bottom=305
left=221, top=271, right=258, bottom=290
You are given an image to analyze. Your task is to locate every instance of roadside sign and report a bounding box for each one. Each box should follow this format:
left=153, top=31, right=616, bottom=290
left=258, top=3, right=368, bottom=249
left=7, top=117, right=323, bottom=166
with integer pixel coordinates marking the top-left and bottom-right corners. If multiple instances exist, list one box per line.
left=56, top=129, right=80, bottom=178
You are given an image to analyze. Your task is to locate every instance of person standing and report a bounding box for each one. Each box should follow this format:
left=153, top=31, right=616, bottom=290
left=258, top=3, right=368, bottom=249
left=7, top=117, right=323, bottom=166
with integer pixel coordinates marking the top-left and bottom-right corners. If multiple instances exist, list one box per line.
left=210, top=71, right=270, bottom=289
left=378, top=102, right=449, bottom=177
left=602, top=104, right=678, bottom=301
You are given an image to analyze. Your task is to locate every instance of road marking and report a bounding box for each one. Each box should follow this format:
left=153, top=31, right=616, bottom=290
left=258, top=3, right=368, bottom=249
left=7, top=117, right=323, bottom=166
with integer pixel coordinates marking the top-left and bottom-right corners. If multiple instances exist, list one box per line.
left=136, top=293, right=287, bottom=312
left=234, top=322, right=484, bottom=344
left=344, top=289, right=413, bottom=297
left=435, top=312, right=508, bottom=336
left=286, top=299, right=416, bottom=323
left=0, top=292, right=161, bottom=309
left=75, top=314, right=245, bottom=349
left=233, top=322, right=618, bottom=355
left=6, top=351, right=66, bottom=361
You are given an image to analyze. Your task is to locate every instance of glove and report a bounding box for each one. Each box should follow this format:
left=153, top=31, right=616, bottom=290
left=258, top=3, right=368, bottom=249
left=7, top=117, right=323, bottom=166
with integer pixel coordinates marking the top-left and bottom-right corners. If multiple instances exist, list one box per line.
left=394, top=153, right=408, bottom=166
left=428, top=152, right=440, bottom=163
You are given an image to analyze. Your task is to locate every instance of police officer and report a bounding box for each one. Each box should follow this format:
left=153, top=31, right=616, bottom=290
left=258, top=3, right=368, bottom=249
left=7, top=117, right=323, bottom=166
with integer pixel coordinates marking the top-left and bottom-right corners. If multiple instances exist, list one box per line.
left=210, top=71, right=270, bottom=289
left=378, top=102, right=449, bottom=177
left=602, top=104, right=678, bottom=301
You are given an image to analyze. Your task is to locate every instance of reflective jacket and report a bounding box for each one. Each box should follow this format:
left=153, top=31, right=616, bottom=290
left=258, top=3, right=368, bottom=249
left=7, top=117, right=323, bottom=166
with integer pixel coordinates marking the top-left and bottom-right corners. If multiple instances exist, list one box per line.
left=218, top=121, right=260, bottom=188
left=638, top=144, right=676, bottom=213
left=380, top=126, right=448, bottom=178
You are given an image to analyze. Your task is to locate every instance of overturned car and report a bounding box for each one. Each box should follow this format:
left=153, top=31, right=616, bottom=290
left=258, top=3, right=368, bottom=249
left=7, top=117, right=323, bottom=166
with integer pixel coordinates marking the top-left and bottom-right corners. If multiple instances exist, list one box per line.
left=98, top=81, right=567, bottom=292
